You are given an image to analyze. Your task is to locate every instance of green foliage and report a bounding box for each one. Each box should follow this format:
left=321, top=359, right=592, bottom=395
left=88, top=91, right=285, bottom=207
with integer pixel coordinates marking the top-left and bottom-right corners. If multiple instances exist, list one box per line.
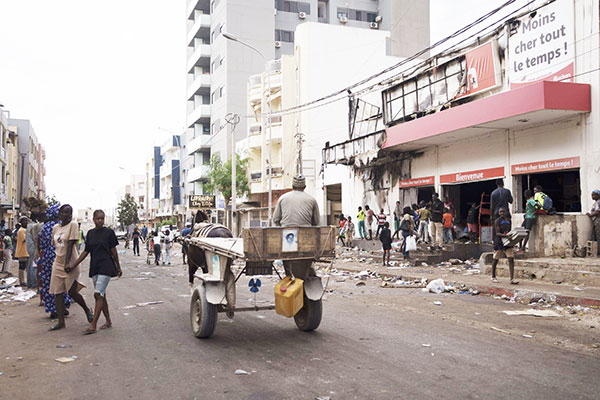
left=204, top=154, right=249, bottom=204
left=46, top=194, right=60, bottom=207
left=160, top=217, right=177, bottom=227
left=117, top=193, right=139, bottom=227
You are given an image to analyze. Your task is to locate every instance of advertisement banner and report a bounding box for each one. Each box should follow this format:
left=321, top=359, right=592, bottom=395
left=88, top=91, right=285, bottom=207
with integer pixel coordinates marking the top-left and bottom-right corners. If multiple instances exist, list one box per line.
left=457, top=41, right=502, bottom=98
left=440, top=167, right=505, bottom=184
left=399, top=176, right=435, bottom=188
left=511, top=156, right=580, bottom=175
left=509, top=0, right=574, bottom=88
left=188, top=195, right=216, bottom=209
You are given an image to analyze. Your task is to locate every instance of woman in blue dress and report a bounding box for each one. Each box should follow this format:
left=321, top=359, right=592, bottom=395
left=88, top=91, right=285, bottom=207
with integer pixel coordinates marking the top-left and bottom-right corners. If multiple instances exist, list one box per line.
left=39, top=204, right=72, bottom=318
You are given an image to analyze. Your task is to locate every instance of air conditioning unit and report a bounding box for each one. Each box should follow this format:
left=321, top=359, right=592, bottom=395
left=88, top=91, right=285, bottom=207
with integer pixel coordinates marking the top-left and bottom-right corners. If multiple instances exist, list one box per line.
left=339, top=16, right=348, bottom=23
left=274, top=41, right=281, bottom=48
left=375, top=15, right=382, bottom=23
left=298, top=11, right=306, bottom=19
left=370, top=22, right=379, bottom=29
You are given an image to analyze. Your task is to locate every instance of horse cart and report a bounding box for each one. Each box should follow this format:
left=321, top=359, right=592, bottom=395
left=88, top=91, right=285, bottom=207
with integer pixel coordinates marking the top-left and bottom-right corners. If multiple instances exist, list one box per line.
left=186, top=226, right=336, bottom=338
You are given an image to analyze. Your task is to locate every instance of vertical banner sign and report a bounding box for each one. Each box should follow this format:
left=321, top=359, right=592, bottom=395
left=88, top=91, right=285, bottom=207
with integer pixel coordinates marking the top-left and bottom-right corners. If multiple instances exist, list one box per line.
left=457, top=41, right=502, bottom=98
left=509, top=0, right=575, bottom=88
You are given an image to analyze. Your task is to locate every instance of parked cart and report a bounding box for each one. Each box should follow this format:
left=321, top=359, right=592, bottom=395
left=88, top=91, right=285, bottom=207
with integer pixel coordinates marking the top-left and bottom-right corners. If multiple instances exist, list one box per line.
left=186, top=226, right=336, bottom=338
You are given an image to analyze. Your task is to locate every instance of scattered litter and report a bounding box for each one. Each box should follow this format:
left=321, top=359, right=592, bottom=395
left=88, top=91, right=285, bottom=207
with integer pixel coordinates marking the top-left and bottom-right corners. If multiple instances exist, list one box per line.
left=316, top=396, right=331, bottom=400
left=522, top=334, right=533, bottom=338
left=235, top=369, right=249, bottom=375
left=355, top=281, right=366, bottom=287
left=423, top=279, right=449, bottom=294
left=56, top=344, right=72, bottom=349
left=490, top=327, right=511, bottom=335
left=122, top=305, right=136, bottom=309
left=421, top=344, right=431, bottom=347
left=123, top=313, right=130, bottom=316
left=433, top=301, right=442, bottom=306
left=572, top=287, right=584, bottom=291
left=502, top=309, right=561, bottom=317
left=55, top=356, right=79, bottom=364
left=135, top=301, right=164, bottom=307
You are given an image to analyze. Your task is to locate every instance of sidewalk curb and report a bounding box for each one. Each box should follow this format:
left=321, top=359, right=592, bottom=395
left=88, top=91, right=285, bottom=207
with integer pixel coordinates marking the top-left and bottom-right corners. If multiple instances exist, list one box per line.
left=331, top=266, right=600, bottom=308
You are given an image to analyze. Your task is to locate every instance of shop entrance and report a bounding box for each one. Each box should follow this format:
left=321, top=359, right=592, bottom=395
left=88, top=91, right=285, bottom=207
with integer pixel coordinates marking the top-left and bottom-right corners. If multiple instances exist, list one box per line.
left=418, top=186, right=435, bottom=205
left=443, top=179, right=498, bottom=222
left=518, top=170, right=580, bottom=212
left=326, top=184, right=342, bottom=225
left=400, top=186, right=435, bottom=208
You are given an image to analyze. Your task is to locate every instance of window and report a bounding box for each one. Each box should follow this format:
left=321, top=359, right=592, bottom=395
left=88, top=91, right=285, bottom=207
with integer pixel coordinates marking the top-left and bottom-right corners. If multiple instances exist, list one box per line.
left=211, top=118, right=221, bottom=134
left=354, top=11, right=362, bottom=21
left=211, top=87, right=223, bottom=103
left=275, top=29, right=294, bottom=43
left=275, top=1, right=310, bottom=14
left=367, top=13, right=378, bottom=23
left=337, top=10, right=348, bottom=19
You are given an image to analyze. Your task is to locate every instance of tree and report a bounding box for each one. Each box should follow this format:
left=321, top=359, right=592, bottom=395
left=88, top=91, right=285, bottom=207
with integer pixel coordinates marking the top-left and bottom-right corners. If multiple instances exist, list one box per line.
left=204, top=154, right=249, bottom=225
left=117, top=193, right=139, bottom=228
left=46, top=194, right=60, bottom=207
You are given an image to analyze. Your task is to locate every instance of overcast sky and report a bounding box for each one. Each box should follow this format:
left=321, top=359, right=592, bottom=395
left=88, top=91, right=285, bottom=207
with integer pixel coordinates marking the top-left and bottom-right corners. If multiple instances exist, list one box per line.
left=0, top=0, right=535, bottom=212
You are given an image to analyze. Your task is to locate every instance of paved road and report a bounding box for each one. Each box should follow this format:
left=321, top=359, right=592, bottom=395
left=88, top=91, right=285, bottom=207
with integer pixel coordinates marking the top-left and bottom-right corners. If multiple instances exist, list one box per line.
left=1, top=245, right=599, bottom=399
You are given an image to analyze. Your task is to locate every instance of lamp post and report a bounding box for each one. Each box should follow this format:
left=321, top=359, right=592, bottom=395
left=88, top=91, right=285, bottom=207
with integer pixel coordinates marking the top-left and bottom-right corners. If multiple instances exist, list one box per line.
left=222, top=32, right=273, bottom=226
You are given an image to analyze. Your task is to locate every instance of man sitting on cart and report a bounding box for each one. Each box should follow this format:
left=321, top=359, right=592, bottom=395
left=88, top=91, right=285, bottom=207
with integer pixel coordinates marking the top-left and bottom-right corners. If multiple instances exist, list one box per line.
left=273, top=174, right=320, bottom=279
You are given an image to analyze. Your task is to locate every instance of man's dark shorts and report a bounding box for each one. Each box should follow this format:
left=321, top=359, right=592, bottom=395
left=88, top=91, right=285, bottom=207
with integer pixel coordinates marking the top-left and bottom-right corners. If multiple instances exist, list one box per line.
left=522, top=218, right=535, bottom=230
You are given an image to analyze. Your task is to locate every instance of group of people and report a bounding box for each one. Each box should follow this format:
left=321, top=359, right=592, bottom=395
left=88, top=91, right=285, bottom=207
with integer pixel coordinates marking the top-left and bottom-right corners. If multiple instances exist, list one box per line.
left=0, top=205, right=122, bottom=334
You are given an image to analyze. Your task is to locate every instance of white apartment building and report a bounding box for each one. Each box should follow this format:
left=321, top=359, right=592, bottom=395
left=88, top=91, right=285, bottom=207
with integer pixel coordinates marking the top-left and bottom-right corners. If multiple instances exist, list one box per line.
left=185, top=0, right=429, bottom=213
left=156, top=135, right=185, bottom=223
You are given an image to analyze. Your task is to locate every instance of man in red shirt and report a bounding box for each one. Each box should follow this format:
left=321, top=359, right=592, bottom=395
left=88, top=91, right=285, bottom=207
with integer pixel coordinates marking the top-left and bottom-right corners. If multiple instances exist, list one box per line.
left=375, top=209, right=387, bottom=238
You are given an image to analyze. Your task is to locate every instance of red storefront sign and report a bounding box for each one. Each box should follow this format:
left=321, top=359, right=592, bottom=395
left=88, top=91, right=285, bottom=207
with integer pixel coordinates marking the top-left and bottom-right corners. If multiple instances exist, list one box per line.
left=399, top=176, right=435, bottom=188
left=511, top=156, right=580, bottom=175
left=457, top=41, right=501, bottom=99
left=440, top=167, right=505, bottom=184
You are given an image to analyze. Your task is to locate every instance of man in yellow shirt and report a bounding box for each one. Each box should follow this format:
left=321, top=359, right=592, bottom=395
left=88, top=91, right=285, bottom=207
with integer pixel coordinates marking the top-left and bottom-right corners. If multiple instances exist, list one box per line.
left=357, top=206, right=366, bottom=239
left=15, top=217, right=30, bottom=286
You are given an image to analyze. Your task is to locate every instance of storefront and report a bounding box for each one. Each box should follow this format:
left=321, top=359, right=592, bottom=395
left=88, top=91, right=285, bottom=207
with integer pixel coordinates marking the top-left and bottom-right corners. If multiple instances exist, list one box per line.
left=398, top=176, right=435, bottom=207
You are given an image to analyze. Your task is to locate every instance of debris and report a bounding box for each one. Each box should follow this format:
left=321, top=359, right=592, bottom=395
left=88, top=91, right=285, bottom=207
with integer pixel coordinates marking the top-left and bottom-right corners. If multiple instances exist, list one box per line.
left=490, top=327, right=511, bottom=335
left=448, top=259, right=463, bottom=265
left=316, top=397, right=331, bottom=400
left=355, top=281, right=366, bottom=287
left=421, top=344, right=431, bottom=347
left=433, top=300, right=442, bottom=306
left=235, top=369, right=249, bottom=375
left=572, top=287, right=584, bottom=291
left=55, top=356, right=79, bottom=364
left=502, top=309, right=561, bottom=317
left=423, top=279, right=448, bottom=294
left=56, top=344, right=72, bottom=348
left=522, top=334, right=533, bottom=338
left=135, top=301, right=164, bottom=307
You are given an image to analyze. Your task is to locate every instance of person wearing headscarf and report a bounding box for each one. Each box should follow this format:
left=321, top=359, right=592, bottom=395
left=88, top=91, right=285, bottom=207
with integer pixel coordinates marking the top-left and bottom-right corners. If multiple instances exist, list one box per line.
left=39, top=204, right=73, bottom=318
left=587, top=190, right=600, bottom=255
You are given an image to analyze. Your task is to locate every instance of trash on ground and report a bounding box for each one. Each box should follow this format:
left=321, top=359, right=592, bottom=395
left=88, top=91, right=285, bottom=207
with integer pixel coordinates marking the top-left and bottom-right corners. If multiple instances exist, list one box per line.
left=572, top=287, right=584, bottom=291
left=490, top=326, right=511, bottom=335
left=421, top=344, right=431, bottom=347
left=235, top=369, right=249, bottom=375
left=135, top=301, right=164, bottom=307
left=355, top=281, right=366, bottom=287
left=56, top=344, right=72, bottom=348
left=55, top=356, right=79, bottom=364
left=423, top=278, right=449, bottom=294
left=523, top=334, right=533, bottom=338
left=502, top=309, right=561, bottom=317
left=433, top=300, right=442, bottom=306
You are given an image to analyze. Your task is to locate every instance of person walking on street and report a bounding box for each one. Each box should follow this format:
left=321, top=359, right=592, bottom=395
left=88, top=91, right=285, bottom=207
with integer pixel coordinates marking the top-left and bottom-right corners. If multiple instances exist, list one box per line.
left=430, top=193, right=444, bottom=248
left=181, top=223, right=192, bottom=264
left=365, top=205, right=375, bottom=240
left=375, top=208, right=387, bottom=238
left=26, top=215, right=43, bottom=289
left=15, top=217, right=30, bottom=287
left=400, top=207, right=415, bottom=259
left=337, top=215, right=347, bottom=247
left=357, top=207, right=366, bottom=239
left=163, top=229, right=173, bottom=265
left=467, top=203, right=480, bottom=242
left=39, top=205, right=73, bottom=319
left=491, top=207, right=518, bottom=285
left=380, top=222, right=392, bottom=266
left=1, top=229, right=13, bottom=275
left=141, top=225, right=148, bottom=241
left=48, top=205, right=93, bottom=331
left=587, top=190, right=600, bottom=255
left=152, top=231, right=161, bottom=265
left=490, top=179, right=513, bottom=219
left=70, top=210, right=122, bottom=334
left=417, top=201, right=431, bottom=243
left=344, top=216, right=355, bottom=246
left=442, top=208, right=454, bottom=244
left=132, top=228, right=141, bottom=256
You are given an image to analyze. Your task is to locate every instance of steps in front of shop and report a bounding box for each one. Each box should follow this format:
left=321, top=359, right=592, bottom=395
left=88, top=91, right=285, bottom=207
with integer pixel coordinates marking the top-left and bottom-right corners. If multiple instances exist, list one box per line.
left=481, top=256, right=600, bottom=286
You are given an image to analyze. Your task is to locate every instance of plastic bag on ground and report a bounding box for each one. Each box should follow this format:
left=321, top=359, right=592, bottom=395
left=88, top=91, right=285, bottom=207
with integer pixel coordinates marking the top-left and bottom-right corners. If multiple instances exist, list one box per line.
left=423, top=278, right=448, bottom=294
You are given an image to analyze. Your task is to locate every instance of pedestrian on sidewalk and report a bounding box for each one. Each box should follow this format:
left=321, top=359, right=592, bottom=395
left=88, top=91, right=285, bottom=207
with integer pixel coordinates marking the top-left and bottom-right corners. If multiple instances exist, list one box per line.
left=1, top=229, right=13, bottom=275
left=417, top=201, right=431, bottom=243
left=343, top=216, right=355, bottom=246
left=132, top=228, right=141, bottom=256
left=26, top=215, right=43, bottom=290
left=467, top=203, right=480, bottom=242
left=163, top=229, right=173, bottom=265
left=152, top=231, right=161, bottom=265
left=357, top=206, right=366, bottom=239
left=15, top=217, right=29, bottom=287
left=392, top=201, right=402, bottom=239
left=39, top=205, right=73, bottom=319
left=70, top=210, right=122, bottom=334
left=519, top=189, right=538, bottom=251
left=430, top=193, right=444, bottom=248
left=587, top=189, right=600, bottom=255
left=491, top=179, right=513, bottom=219
left=141, top=225, right=148, bottom=241
left=491, top=207, right=518, bottom=285
left=48, top=204, right=94, bottom=331
left=380, top=221, right=392, bottom=266
left=442, top=208, right=454, bottom=244
left=400, top=207, right=416, bottom=260
left=365, top=205, right=375, bottom=240
left=375, top=208, right=387, bottom=238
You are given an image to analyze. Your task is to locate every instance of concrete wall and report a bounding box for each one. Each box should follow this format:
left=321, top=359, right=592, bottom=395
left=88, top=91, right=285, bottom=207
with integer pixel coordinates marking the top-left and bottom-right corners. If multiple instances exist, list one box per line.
left=517, top=214, right=593, bottom=257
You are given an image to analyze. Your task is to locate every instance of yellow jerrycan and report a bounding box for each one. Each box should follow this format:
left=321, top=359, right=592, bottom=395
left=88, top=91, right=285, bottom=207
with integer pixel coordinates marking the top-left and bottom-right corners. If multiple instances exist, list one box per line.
left=274, top=276, right=304, bottom=317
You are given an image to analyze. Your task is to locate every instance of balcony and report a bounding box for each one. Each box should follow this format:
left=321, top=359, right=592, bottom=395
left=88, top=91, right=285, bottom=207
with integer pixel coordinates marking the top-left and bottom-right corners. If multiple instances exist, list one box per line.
left=187, top=104, right=211, bottom=127
left=187, top=13, right=211, bottom=46
left=264, top=124, right=282, bottom=143
left=248, top=74, right=262, bottom=105
left=187, top=74, right=211, bottom=100
left=187, top=44, right=211, bottom=73
left=187, top=134, right=211, bottom=155
left=248, top=131, right=262, bottom=149
left=187, top=164, right=210, bottom=183
left=0, top=147, right=6, bottom=164
left=160, top=163, right=172, bottom=179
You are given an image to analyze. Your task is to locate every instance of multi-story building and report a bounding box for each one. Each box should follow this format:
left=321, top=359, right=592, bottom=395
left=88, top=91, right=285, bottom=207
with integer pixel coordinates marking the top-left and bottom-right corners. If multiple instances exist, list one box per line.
left=154, top=135, right=184, bottom=224
left=0, top=105, right=15, bottom=223
left=185, top=0, right=430, bottom=213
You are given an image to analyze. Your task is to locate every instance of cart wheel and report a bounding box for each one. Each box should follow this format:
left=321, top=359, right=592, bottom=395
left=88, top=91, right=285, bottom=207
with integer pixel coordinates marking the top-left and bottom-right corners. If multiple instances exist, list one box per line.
left=294, top=297, right=322, bottom=332
left=190, top=285, right=217, bottom=338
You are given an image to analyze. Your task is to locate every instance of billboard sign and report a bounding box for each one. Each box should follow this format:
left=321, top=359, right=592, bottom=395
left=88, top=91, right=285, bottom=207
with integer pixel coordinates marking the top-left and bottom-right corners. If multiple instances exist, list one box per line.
left=188, top=195, right=216, bottom=209
left=457, top=40, right=502, bottom=98
left=509, top=0, right=574, bottom=88
left=399, top=176, right=435, bottom=188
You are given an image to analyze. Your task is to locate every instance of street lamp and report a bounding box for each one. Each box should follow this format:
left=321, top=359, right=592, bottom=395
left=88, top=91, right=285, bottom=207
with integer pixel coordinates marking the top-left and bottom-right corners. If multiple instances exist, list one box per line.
left=222, top=31, right=273, bottom=226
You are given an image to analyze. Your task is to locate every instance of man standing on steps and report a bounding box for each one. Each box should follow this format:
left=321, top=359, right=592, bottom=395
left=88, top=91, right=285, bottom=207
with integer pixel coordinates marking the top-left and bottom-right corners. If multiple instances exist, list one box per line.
left=430, top=193, right=444, bottom=248
left=491, top=178, right=513, bottom=219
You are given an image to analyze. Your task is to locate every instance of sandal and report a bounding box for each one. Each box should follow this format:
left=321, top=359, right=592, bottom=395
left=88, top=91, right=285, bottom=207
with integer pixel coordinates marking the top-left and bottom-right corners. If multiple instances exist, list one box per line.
left=491, top=277, right=498, bottom=283
left=99, top=323, right=112, bottom=330
left=510, top=280, right=519, bottom=285
left=86, top=312, right=94, bottom=323
left=82, top=328, right=96, bottom=335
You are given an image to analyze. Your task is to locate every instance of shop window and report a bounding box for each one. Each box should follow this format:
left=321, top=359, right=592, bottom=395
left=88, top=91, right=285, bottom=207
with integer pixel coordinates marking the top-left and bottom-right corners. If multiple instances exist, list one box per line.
left=517, top=170, right=581, bottom=213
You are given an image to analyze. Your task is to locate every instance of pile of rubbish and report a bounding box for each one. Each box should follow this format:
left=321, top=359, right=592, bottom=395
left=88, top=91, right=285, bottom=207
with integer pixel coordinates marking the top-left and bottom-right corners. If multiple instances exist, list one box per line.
left=0, top=277, right=37, bottom=303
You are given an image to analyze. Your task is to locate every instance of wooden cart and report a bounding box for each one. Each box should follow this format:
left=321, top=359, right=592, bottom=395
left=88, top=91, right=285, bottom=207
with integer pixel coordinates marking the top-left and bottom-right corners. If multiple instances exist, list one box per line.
left=187, top=226, right=336, bottom=338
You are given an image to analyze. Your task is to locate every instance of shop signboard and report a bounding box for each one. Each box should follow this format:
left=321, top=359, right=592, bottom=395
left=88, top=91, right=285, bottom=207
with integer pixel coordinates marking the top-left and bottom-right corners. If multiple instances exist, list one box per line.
left=399, top=176, right=435, bottom=188
left=188, top=195, right=216, bottom=209
left=508, top=0, right=574, bottom=88
left=440, top=167, right=505, bottom=184
left=511, top=156, right=580, bottom=175
left=457, top=40, right=502, bottom=99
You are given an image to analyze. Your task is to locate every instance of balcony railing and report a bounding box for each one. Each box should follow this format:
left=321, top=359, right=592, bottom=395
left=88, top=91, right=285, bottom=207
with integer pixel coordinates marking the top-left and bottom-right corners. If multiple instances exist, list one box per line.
left=266, top=59, right=282, bottom=74
left=265, top=166, right=283, bottom=176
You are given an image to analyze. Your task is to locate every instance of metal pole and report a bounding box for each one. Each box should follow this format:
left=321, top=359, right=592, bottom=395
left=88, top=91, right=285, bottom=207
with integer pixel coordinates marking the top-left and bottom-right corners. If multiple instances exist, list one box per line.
left=267, top=65, right=273, bottom=226
left=225, top=113, right=240, bottom=236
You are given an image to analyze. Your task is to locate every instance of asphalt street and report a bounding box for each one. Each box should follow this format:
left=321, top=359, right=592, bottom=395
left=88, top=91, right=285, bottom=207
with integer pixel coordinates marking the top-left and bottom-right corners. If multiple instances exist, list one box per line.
left=1, top=244, right=599, bottom=400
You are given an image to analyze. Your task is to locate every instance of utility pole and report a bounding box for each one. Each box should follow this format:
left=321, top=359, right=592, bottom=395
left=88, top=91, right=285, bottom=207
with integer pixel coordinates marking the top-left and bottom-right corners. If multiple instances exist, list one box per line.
left=225, top=113, right=240, bottom=236
left=295, top=132, right=305, bottom=175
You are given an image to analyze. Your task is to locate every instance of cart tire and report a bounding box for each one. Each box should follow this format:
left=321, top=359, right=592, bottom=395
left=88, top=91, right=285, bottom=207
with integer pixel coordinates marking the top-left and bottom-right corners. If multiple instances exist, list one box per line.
left=294, top=297, right=322, bottom=332
left=190, top=285, right=217, bottom=338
